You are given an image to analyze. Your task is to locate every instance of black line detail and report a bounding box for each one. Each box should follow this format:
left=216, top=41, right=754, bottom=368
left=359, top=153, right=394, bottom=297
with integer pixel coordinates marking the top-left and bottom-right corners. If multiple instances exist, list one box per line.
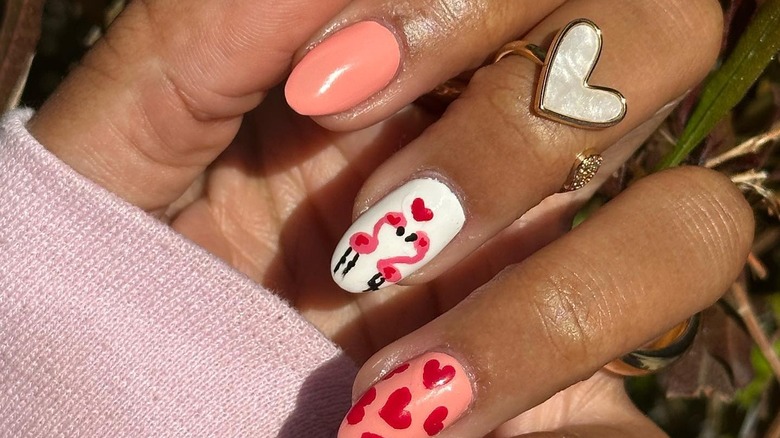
left=333, top=247, right=352, bottom=274
left=364, top=273, right=386, bottom=292
left=341, top=253, right=360, bottom=277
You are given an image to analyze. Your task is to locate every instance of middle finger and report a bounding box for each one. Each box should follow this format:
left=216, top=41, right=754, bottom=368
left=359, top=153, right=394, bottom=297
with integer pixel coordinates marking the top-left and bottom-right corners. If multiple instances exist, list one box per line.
left=330, top=0, right=724, bottom=293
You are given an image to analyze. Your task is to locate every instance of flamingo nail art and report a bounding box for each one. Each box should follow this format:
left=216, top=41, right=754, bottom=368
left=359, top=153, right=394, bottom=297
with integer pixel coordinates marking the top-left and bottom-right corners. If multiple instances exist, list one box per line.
left=337, top=353, right=473, bottom=438
left=331, top=178, right=465, bottom=293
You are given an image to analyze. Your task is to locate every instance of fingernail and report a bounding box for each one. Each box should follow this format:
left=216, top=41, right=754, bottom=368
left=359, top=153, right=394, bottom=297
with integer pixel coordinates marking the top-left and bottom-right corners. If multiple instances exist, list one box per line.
left=652, top=90, right=690, bottom=117
left=338, top=352, right=473, bottom=438
left=285, top=21, right=401, bottom=116
left=331, top=178, right=465, bottom=293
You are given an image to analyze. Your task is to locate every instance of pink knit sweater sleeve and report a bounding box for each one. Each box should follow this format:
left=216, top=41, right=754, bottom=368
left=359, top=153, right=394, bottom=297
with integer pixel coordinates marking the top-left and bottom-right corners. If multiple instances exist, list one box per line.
left=0, top=109, right=356, bottom=437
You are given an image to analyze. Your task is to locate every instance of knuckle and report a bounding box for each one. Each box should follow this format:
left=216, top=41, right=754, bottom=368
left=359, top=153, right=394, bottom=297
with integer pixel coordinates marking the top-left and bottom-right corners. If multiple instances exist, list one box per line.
left=526, top=257, right=615, bottom=369
left=396, top=0, right=499, bottom=48
left=464, top=59, right=584, bottom=171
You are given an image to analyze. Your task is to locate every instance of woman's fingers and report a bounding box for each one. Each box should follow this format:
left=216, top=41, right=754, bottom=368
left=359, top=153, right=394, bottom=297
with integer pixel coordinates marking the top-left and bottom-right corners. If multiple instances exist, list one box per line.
left=338, top=167, right=754, bottom=438
left=28, top=0, right=350, bottom=212
left=516, top=425, right=665, bottom=438
left=499, top=372, right=665, bottom=438
left=330, top=0, right=723, bottom=293
left=284, top=0, right=565, bottom=125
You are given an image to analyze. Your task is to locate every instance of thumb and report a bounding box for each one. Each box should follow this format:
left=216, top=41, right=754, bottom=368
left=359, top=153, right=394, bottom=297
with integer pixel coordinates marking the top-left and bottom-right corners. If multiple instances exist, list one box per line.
left=28, top=0, right=349, bottom=211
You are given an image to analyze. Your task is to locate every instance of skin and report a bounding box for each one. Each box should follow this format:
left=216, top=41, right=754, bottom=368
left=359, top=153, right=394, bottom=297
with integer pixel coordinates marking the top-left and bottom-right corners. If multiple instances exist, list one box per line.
left=26, top=0, right=753, bottom=436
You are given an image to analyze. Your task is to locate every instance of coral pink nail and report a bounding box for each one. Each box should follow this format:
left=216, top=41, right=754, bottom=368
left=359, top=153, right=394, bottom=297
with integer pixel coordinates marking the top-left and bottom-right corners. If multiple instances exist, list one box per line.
left=338, top=352, right=473, bottom=438
left=285, top=21, right=401, bottom=116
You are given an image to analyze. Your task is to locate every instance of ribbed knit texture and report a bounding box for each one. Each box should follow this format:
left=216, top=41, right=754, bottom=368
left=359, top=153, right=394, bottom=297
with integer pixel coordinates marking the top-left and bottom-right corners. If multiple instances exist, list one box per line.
left=0, top=110, right=356, bottom=437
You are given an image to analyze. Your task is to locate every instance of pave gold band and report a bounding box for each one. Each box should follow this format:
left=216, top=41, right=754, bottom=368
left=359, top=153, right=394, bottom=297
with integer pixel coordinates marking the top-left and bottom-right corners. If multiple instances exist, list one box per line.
left=604, top=314, right=700, bottom=377
left=562, top=149, right=603, bottom=192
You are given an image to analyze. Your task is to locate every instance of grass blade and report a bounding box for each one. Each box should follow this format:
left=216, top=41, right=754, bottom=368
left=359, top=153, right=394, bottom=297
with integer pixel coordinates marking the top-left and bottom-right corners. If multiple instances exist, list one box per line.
left=656, top=0, right=780, bottom=170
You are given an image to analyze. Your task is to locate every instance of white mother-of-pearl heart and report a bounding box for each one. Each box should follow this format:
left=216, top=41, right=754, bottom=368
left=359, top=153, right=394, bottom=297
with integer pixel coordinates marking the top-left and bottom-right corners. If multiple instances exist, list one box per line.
left=538, top=20, right=627, bottom=128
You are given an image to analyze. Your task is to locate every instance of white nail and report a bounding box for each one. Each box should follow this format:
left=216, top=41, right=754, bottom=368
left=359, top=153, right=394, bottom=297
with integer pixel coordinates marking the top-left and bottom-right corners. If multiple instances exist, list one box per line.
left=331, top=178, right=465, bottom=293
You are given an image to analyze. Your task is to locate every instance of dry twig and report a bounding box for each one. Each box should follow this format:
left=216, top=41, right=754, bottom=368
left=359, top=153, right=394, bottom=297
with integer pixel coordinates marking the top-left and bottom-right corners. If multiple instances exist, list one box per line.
left=0, top=0, right=45, bottom=111
left=705, top=123, right=780, bottom=168
left=746, top=252, right=769, bottom=280
left=730, top=283, right=780, bottom=383
left=732, top=170, right=780, bottom=217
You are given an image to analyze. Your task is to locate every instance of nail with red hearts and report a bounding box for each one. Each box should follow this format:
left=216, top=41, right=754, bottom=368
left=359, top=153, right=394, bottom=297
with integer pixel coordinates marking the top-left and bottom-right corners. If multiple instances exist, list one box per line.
left=331, top=178, right=465, bottom=293
left=338, top=352, right=473, bottom=438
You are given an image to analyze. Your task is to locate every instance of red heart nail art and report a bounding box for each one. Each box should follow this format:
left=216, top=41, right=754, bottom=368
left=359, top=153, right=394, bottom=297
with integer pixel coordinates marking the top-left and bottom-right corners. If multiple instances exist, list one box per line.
left=378, top=387, right=412, bottom=429
left=347, top=387, right=377, bottom=425
left=386, top=213, right=403, bottom=226
left=423, top=359, right=456, bottom=389
left=411, top=198, right=434, bottom=222
left=423, top=406, right=449, bottom=436
left=353, top=234, right=370, bottom=248
left=381, top=266, right=398, bottom=281
left=382, top=363, right=410, bottom=381
left=361, top=433, right=384, bottom=438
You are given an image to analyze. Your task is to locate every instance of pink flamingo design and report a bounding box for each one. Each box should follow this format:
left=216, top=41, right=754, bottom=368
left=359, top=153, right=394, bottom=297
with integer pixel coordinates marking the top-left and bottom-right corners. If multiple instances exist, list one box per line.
left=348, top=212, right=407, bottom=255
left=334, top=199, right=434, bottom=291
left=375, top=232, right=430, bottom=283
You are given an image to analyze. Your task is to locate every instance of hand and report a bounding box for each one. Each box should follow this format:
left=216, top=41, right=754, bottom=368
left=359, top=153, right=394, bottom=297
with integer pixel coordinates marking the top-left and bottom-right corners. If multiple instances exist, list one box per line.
left=28, top=0, right=753, bottom=437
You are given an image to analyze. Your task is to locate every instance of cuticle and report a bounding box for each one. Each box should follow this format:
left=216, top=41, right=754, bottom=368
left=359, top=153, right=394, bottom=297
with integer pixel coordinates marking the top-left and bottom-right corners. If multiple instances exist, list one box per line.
left=407, top=169, right=471, bottom=221
left=356, top=171, right=469, bottom=221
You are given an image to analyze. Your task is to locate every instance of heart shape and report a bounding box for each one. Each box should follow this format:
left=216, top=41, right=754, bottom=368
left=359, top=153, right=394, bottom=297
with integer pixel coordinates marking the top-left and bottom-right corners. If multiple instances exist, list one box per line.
left=382, top=363, right=410, bottom=381
left=423, top=406, right=449, bottom=436
left=411, top=198, right=434, bottom=222
left=353, top=234, right=371, bottom=248
left=381, top=265, right=400, bottom=282
left=538, top=19, right=626, bottom=128
left=386, top=213, right=403, bottom=226
left=378, top=387, right=413, bottom=429
left=423, top=359, right=456, bottom=389
left=347, top=387, right=377, bottom=425
left=362, top=433, right=384, bottom=438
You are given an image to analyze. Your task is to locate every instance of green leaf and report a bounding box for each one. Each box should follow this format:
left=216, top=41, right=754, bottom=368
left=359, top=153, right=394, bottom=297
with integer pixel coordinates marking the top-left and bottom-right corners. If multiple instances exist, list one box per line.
left=735, top=343, right=777, bottom=408
left=571, top=195, right=606, bottom=228
left=656, top=0, right=780, bottom=170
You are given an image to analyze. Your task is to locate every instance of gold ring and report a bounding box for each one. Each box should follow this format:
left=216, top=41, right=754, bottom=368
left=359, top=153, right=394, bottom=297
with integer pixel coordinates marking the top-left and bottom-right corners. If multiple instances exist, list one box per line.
left=604, top=314, right=700, bottom=377
left=562, top=148, right=603, bottom=192
left=422, top=19, right=627, bottom=130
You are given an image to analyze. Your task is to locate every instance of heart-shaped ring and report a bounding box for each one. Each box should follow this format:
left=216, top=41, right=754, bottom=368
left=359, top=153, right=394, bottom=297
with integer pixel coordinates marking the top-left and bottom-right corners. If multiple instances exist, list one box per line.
left=494, top=19, right=627, bottom=129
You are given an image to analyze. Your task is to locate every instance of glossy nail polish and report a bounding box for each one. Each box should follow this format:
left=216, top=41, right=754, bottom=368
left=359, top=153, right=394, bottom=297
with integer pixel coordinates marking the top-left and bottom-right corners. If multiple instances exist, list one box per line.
left=285, top=21, right=401, bottom=116
left=338, top=352, right=473, bottom=438
left=331, top=178, right=465, bottom=293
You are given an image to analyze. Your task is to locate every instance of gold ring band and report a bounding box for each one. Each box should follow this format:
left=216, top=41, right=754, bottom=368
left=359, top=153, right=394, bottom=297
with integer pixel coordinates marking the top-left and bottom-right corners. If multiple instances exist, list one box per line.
left=562, top=149, right=603, bottom=192
left=422, top=19, right=627, bottom=130
left=492, top=41, right=546, bottom=65
left=604, top=314, right=700, bottom=377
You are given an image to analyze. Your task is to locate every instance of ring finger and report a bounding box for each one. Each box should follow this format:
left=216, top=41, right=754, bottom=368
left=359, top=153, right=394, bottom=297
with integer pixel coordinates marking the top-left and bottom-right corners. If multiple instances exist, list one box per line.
left=340, top=167, right=754, bottom=438
left=329, top=0, right=725, bottom=293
